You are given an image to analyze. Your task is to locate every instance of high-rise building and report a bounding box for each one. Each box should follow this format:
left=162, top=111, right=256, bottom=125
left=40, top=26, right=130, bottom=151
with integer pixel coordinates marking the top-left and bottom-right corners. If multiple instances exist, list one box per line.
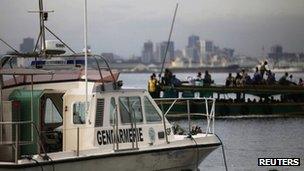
left=188, top=35, right=200, bottom=47
left=270, top=45, right=283, bottom=54
left=142, top=41, right=154, bottom=64
left=203, top=40, right=213, bottom=53
left=174, top=49, right=184, bottom=58
left=186, top=35, right=202, bottom=64
left=20, top=37, right=34, bottom=53
left=155, top=41, right=175, bottom=63
left=18, top=37, right=34, bottom=67
left=268, top=45, right=297, bottom=62
left=200, top=40, right=214, bottom=64
left=186, top=45, right=201, bottom=63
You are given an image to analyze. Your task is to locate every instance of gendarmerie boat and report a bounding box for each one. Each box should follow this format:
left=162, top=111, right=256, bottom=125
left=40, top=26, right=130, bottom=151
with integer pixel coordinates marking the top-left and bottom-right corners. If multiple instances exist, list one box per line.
left=0, top=65, right=220, bottom=170
left=0, top=1, right=222, bottom=170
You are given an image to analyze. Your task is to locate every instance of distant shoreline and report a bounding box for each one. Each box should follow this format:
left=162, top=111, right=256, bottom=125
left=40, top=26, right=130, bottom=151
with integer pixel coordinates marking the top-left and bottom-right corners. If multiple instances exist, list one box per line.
left=119, top=67, right=304, bottom=74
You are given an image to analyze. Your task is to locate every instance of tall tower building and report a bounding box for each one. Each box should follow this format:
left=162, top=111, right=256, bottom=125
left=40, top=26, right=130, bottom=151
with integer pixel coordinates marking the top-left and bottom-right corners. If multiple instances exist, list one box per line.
left=268, top=44, right=283, bottom=61
left=156, top=41, right=175, bottom=63
left=142, top=41, right=154, bottom=64
left=18, top=37, right=34, bottom=67
left=188, top=35, right=200, bottom=47
left=201, top=40, right=214, bottom=64
left=203, top=40, right=213, bottom=53
left=270, top=45, right=283, bottom=54
left=20, top=37, right=34, bottom=53
left=186, top=35, right=201, bottom=64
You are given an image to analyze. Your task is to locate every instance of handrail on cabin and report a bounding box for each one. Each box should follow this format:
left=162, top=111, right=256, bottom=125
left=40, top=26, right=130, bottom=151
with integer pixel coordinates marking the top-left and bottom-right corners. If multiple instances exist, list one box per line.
left=0, top=54, right=119, bottom=89
left=110, top=98, right=139, bottom=152
left=154, top=97, right=216, bottom=144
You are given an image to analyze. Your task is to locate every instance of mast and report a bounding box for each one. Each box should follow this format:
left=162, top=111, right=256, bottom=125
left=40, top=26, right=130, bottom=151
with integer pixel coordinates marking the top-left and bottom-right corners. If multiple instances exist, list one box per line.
left=84, top=0, right=89, bottom=115
left=38, top=0, right=46, bottom=56
left=159, top=3, right=179, bottom=78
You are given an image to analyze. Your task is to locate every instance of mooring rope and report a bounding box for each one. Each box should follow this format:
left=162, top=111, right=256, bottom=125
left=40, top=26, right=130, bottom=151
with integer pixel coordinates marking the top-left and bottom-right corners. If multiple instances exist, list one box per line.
left=215, top=133, right=229, bottom=171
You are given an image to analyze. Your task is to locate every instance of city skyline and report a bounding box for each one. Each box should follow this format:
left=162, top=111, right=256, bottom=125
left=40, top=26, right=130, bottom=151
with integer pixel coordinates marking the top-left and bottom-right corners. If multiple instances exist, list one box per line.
left=1, top=0, right=304, bottom=57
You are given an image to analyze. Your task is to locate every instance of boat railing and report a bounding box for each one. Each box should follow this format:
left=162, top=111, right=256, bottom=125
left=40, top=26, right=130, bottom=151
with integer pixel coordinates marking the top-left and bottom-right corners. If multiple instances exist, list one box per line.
left=0, top=121, right=45, bottom=163
left=154, top=97, right=216, bottom=143
left=0, top=54, right=120, bottom=89
left=111, top=100, right=139, bottom=152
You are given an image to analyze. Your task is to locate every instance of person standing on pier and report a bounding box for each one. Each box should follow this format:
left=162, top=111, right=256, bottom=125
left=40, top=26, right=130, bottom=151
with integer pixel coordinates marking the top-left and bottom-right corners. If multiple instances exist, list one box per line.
left=252, top=67, right=262, bottom=84
left=260, top=61, right=269, bottom=78
left=266, top=70, right=276, bottom=85
left=148, top=73, right=158, bottom=98
left=161, top=68, right=173, bottom=86
left=225, top=73, right=235, bottom=87
left=196, top=72, right=203, bottom=81
left=203, top=70, right=212, bottom=86
left=299, top=78, right=304, bottom=86
left=279, top=72, right=289, bottom=85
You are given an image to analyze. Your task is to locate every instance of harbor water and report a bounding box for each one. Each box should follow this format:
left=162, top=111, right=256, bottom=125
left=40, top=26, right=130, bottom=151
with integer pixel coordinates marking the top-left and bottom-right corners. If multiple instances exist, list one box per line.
left=120, top=72, right=304, bottom=171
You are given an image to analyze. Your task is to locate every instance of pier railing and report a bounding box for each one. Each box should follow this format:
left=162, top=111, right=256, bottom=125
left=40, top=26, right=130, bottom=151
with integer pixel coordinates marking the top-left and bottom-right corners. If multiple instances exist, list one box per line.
left=154, top=97, right=216, bottom=143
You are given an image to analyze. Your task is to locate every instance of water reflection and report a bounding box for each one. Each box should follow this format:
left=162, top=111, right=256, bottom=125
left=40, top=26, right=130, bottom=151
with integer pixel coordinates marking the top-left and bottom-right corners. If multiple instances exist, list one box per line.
left=174, top=118, right=304, bottom=170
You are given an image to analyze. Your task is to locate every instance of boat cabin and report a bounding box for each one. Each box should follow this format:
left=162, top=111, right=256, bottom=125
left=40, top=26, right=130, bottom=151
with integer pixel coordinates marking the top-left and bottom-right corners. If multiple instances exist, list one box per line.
left=0, top=74, right=172, bottom=161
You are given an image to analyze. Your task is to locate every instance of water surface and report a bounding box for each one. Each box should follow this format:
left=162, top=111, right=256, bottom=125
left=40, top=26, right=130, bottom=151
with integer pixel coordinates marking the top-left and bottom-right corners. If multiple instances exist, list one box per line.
left=121, top=72, right=304, bottom=171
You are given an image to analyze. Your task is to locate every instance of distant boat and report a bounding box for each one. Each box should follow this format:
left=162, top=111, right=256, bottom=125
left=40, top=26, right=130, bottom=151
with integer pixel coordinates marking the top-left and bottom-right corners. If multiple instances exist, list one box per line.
left=271, top=67, right=303, bottom=73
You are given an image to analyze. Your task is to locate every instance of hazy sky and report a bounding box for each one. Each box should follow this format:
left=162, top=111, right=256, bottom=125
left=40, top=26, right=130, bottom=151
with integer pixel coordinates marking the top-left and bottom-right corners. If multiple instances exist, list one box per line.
left=1, top=0, right=304, bottom=57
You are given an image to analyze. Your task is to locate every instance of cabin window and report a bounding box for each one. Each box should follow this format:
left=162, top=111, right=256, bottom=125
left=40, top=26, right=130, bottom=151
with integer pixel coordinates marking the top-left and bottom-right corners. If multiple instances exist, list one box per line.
left=144, top=96, right=162, bottom=122
left=45, top=98, right=62, bottom=123
left=109, top=97, right=116, bottom=125
left=73, top=102, right=86, bottom=124
left=119, top=96, right=143, bottom=124
left=95, top=99, right=104, bottom=127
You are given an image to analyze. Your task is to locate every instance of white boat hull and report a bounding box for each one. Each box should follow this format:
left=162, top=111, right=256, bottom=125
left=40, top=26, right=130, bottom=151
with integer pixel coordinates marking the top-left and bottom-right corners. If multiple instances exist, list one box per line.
left=0, top=143, right=219, bottom=171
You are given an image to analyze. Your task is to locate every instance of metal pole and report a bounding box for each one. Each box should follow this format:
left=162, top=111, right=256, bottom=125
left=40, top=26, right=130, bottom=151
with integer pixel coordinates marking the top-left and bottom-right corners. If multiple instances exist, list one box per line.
left=127, top=98, right=135, bottom=149
left=84, top=0, right=89, bottom=117
left=38, top=0, right=46, bottom=56
left=162, top=112, right=169, bottom=144
left=132, top=108, right=138, bottom=149
left=76, top=127, right=79, bottom=156
left=0, top=74, right=3, bottom=143
left=14, top=124, right=19, bottom=164
left=205, top=99, right=210, bottom=135
left=112, top=107, right=116, bottom=151
left=0, top=38, right=20, bottom=54
left=212, top=99, right=215, bottom=134
left=159, top=3, right=179, bottom=77
left=30, top=75, right=34, bottom=142
left=115, top=104, right=119, bottom=150
left=187, top=100, right=191, bottom=133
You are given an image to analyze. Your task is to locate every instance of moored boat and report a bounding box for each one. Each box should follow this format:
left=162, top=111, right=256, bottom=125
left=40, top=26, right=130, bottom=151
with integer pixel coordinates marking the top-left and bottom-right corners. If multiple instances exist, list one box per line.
left=0, top=1, right=222, bottom=170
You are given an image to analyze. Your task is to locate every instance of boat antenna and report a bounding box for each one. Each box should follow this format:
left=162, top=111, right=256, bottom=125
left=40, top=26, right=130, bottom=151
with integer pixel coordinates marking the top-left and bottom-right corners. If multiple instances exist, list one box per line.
left=0, top=38, right=21, bottom=54
left=84, top=0, right=89, bottom=117
left=159, top=3, right=179, bottom=78
left=38, top=0, right=46, bottom=56
left=29, top=0, right=77, bottom=56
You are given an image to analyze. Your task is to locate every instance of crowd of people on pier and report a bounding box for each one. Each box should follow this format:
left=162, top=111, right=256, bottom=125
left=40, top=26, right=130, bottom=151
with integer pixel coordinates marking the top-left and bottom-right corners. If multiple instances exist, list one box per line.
left=223, top=62, right=304, bottom=87
left=147, top=68, right=182, bottom=98
left=147, top=64, right=304, bottom=98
